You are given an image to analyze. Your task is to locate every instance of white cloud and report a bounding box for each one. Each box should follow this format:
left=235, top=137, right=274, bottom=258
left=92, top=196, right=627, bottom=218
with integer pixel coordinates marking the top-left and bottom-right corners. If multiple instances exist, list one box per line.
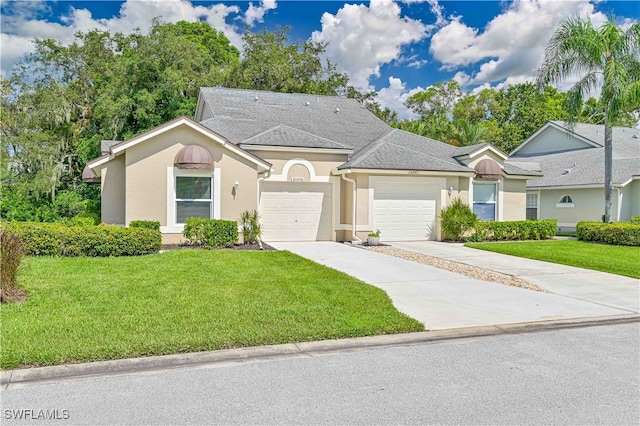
left=401, top=0, right=445, bottom=26
left=429, top=0, right=608, bottom=86
left=376, top=76, right=424, bottom=119
left=311, top=0, right=429, bottom=90
left=0, top=0, right=276, bottom=77
left=244, top=0, right=277, bottom=26
left=452, top=71, right=471, bottom=87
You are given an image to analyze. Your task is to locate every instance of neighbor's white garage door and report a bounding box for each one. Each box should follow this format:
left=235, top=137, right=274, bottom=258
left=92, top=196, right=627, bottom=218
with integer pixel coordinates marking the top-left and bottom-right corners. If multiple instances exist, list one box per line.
left=260, top=182, right=332, bottom=241
left=374, top=182, right=437, bottom=240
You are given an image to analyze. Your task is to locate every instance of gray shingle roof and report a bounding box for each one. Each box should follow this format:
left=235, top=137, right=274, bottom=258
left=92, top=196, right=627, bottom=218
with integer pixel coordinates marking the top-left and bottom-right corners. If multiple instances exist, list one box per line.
left=339, top=130, right=474, bottom=172
left=509, top=122, right=640, bottom=187
left=198, top=87, right=389, bottom=152
left=240, top=125, right=351, bottom=150
left=196, top=88, right=541, bottom=176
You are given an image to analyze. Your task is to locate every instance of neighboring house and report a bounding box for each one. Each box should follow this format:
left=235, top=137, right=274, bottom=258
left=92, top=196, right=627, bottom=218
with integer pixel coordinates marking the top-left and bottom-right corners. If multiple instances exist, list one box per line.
left=507, top=121, right=640, bottom=233
left=84, top=88, right=539, bottom=243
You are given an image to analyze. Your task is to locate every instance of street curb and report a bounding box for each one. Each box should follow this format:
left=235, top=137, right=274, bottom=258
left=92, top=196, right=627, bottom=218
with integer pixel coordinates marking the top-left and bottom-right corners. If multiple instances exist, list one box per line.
left=2, top=313, right=638, bottom=388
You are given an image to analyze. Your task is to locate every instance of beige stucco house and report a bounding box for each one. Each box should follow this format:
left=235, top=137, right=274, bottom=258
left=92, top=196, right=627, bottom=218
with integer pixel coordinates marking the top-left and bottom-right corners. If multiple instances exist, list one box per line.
left=507, top=121, right=640, bottom=233
left=84, top=88, right=539, bottom=244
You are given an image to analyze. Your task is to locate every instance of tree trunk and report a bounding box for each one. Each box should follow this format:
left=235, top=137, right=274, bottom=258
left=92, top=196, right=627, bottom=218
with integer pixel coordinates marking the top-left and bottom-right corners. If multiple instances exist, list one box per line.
left=604, top=120, right=613, bottom=223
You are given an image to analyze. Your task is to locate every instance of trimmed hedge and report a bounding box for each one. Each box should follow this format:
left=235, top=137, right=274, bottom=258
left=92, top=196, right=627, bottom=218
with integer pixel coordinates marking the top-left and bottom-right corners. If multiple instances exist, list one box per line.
left=0, top=222, right=162, bottom=256
left=130, top=220, right=161, bottom=232
left=631, top=216, right=640, bottom=225
left=183, top=218, right=238, bottom=249
left=576, top=222, right=640, bottom=246
left=470, top=219, right=557, bottom=242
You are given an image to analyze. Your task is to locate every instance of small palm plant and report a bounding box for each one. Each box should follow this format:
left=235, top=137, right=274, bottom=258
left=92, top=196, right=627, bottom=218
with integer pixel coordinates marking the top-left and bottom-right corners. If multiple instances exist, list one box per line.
left=439, top=198, right=478, bottom=241
left=240, top=210, right=261, bottom=244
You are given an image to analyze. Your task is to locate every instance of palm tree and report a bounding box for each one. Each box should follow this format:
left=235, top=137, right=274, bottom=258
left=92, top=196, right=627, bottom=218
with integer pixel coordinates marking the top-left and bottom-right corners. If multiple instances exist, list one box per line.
left=448, top=119, right=488, bottom=147
left=536, top=16, right=640, bottom=222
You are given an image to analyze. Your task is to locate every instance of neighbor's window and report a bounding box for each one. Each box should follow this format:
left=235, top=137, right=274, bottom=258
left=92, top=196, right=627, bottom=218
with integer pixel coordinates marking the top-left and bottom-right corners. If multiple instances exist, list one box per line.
left=526, top=193, right=538, bottom=220
left=473, top=182, right=497, bottom=221
left=176, top=176, right=212, bottom=223
left=556, top=195, right=574, bottom=208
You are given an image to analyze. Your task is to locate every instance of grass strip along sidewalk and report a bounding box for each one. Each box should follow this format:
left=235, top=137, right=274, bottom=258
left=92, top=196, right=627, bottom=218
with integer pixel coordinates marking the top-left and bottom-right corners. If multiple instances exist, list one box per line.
left=465, top=240, right=640, bottom=279
left=1, top=250, right=423, bottom=370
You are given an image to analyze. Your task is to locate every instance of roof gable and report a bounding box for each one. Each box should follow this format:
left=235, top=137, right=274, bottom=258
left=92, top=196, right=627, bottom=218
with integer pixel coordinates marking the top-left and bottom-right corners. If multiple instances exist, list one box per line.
left=87, top=116, right=271, bottom=171
left=511, top=121, right=602, bottom=157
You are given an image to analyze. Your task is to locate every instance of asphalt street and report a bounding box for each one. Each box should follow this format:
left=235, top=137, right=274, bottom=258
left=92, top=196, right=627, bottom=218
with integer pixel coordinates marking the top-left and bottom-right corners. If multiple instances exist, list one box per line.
left=2, top=322, right=639, bottom=425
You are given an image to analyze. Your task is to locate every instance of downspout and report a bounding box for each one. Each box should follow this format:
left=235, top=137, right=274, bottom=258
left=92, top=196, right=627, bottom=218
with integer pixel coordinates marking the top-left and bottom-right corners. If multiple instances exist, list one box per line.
left=256, top=169, right=272, bottom=250
left=615, top=187, right=622, bottom=222
left=341, top=172, right=362, bottom=244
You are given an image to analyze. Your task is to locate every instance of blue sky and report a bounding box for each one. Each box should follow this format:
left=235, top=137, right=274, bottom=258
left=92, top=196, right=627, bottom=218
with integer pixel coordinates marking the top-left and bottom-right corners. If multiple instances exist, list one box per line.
left=1, top=0, right=638, bottom=117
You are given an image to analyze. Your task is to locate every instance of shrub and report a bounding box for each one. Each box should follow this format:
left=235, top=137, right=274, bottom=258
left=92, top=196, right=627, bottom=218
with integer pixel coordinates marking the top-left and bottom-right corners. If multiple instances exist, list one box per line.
left=0, top=230, right=25, bottom=303
left=576, top=222, right=640, bottom=246
left=239, top=210, right=261, bottom=244
left=130, top=220, right=161, bottom=232
left=631, top=216, right=640, bottom=225
left=70, top=215, right=98, bottom=227
left=439, top=198, right=478, bottom=241
left=470, top=219, right=557, bottom=242
left=183, top=218, right=238, bottom=249
left=0, top=222, right=162, bottom=256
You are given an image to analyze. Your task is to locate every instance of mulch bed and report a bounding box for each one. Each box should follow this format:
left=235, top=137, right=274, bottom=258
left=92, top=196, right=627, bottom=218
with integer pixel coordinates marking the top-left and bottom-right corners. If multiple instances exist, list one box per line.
left=161, top=243, right=276, bottom=251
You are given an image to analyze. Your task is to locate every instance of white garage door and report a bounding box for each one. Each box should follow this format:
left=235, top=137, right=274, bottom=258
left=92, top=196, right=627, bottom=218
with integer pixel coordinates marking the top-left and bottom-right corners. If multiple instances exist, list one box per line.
left=374, top=182, right=437, bottom=240
left=260, top=182, right=332, bottom=241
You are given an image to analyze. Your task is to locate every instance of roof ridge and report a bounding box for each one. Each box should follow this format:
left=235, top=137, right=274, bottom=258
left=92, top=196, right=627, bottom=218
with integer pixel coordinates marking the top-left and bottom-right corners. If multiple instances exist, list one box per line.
left=347, top=129, right=398, bottom=167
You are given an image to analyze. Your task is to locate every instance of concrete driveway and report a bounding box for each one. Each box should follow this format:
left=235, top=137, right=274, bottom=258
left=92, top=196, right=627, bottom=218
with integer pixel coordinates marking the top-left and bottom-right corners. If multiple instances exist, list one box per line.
left=271, top=242, right=636, bottom=330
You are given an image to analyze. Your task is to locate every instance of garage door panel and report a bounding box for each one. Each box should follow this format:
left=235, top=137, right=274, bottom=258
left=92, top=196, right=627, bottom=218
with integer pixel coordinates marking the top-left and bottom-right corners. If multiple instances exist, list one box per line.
left=374, top=183, right=437, bottom=241
left=261, top=182, right=332, bottom=241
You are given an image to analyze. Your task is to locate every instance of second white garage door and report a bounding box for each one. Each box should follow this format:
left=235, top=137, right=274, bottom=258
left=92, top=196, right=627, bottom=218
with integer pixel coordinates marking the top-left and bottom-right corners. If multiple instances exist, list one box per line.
left=260, top=182, right=332, bottom=241
left=374, top=182, right=437, bottom=240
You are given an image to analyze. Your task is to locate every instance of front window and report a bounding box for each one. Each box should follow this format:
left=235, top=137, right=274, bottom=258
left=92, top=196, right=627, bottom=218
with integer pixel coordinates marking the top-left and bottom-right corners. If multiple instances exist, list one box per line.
left=473, top=182, right=497, bottom=221
left=526, top=193, right=538, bottom=220
left=176, top=176, right=212, bottom=223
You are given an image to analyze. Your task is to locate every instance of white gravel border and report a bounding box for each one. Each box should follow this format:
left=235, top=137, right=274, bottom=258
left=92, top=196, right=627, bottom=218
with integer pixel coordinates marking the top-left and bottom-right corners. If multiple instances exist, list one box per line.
left=365, top=245, right=549, bottom=293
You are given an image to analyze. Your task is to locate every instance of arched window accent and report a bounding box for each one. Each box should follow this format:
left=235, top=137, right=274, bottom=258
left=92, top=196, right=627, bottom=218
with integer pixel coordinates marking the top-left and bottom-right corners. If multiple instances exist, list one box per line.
left=556, top=195, right=574, bottom=208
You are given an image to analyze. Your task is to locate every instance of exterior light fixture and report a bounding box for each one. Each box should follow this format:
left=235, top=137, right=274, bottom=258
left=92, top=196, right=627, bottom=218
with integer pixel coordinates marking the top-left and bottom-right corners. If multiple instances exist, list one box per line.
left=448, top=186, right=454, bottom=197
left=232, top=181, right=239, bottom=199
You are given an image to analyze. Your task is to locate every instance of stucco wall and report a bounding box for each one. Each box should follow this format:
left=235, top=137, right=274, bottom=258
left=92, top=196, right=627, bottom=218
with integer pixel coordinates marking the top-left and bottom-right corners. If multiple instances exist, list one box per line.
left=123, top=124, right=259, bottom=227
left=249, top=151, right=347, bottom=178
left=516, top=126, right=593, bottom=155
left=101, top=155, right=126, bottom=225
left=502, top=179, right=527, bottom=221
left=625, top=180, right=640, bottom=219
left=539, top=188, right=604, bottom=227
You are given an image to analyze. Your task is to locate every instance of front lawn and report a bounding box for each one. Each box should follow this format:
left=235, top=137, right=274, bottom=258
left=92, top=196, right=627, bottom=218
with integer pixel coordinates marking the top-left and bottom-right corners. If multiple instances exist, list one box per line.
left=1, top=250, right=423, bottom=369
left=465, top=240, right=640, bottom=279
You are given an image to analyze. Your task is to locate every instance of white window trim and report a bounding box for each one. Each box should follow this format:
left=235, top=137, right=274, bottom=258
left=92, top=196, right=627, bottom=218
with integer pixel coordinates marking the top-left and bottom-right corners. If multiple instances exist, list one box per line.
left=162, top=167, right=221, bottom=233
left=526, top=191, right=540, bottom=220
left=556, top=195, right=574, bottom=208
left=472, top=181, right=499, bottom=221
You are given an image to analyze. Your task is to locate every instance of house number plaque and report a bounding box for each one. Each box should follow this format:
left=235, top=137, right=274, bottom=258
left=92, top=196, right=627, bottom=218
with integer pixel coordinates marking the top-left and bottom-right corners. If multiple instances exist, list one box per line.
left=408, top=170, right=420, bottom=175
left=291, top=177, right=305, bottom=182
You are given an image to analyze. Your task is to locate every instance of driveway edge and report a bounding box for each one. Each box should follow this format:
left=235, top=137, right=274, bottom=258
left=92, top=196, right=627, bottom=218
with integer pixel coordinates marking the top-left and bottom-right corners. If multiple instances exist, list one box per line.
left=3, top=313, right=638, bottom=388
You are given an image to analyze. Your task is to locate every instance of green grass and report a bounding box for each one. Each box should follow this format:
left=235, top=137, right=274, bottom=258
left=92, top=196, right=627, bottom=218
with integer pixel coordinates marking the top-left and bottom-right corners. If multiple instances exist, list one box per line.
left=465, top=240, right=640, bottom=279
left=1, top=250, right=423, bottom=369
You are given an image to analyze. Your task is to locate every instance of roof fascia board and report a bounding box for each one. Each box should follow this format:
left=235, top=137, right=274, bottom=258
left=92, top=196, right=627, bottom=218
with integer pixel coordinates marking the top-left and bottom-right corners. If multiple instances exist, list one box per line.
left=241, top=145, right=353, bottom=155
left=342, top=168, right=476, bottom=177
left=87, top=154, right=111, bottom=169
left=469, top=144, right=508, bottom=160
left=511, top=121, right=601, bottom=156
left=109, top=117, right=272, bottom=171
left=530, top=183, right=627, bottom=190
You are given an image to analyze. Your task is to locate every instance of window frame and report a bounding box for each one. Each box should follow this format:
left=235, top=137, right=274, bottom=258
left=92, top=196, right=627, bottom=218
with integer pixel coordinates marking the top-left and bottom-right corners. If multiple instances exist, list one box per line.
left=526, top=192, right=539, bottom=220
left=556, top=194, right=574, bottom=208
left=164, top=167, right=220, bottom=233
left=472, top=181, right=498, bottom=221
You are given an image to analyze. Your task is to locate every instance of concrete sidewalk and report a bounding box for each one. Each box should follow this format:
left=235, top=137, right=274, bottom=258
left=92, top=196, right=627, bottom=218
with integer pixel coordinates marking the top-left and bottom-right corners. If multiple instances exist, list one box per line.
left=392, top=241, right=640, bottom=313
left=271, top=242, right=638, bottom=330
